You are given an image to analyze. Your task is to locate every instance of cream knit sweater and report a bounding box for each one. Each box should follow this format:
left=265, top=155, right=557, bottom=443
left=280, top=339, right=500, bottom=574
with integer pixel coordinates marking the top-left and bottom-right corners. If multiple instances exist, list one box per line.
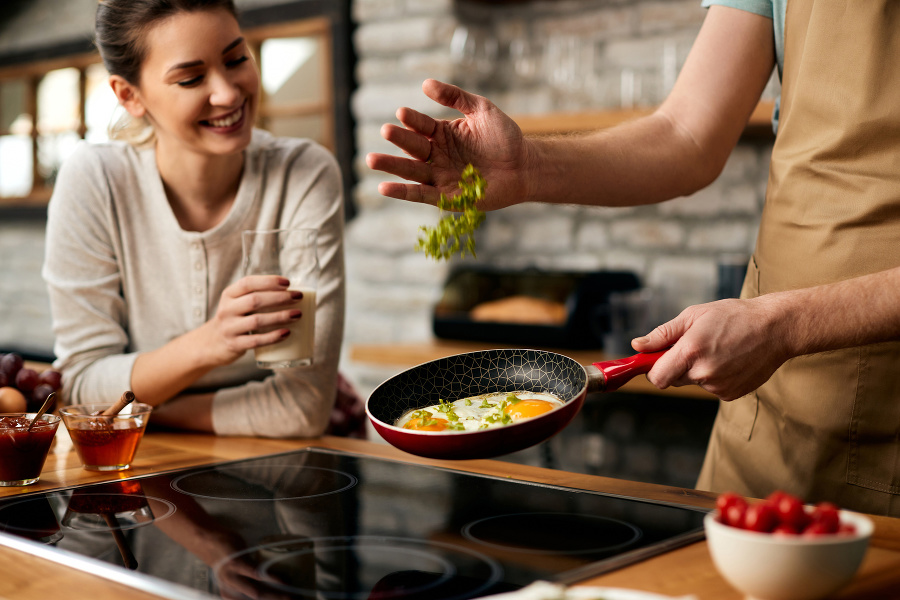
left=43, top=129, right=345, bottom=437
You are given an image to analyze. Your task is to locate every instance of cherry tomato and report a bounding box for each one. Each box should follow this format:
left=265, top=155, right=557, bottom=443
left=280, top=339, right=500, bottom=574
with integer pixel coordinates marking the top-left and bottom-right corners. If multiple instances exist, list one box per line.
left=765, top=490, right=788, bottom=507
left=716, top=492, right=746, bottom=515
left=803, top=521, right=835, bottom=536
left=774, top=493, right=810, bottom=530
left=724, top=502, right=748, bottom=529
left=744, top=502, right=778, bottom=533
left=810, top=502, right=840, bottom=533
left=772, top=522, right=800, bottom=535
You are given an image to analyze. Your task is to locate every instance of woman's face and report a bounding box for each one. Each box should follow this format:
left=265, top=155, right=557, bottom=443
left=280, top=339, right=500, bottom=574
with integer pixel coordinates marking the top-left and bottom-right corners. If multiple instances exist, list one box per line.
left=130, top=9, right=259, bottom=158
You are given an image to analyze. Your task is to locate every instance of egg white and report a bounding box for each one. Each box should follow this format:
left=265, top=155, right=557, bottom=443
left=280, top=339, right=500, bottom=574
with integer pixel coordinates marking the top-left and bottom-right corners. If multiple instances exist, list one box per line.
left=394, top=391, right=564, bottom=432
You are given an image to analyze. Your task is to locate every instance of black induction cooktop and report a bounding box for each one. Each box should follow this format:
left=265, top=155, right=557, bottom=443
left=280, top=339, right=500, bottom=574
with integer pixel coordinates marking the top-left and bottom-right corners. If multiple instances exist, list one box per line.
left=0, top=448, right=706, bottom=600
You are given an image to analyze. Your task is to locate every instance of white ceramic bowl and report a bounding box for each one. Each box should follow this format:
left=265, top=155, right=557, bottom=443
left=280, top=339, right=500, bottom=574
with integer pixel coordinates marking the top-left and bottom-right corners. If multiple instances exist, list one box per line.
left=704, top=510, right=873, bottom=600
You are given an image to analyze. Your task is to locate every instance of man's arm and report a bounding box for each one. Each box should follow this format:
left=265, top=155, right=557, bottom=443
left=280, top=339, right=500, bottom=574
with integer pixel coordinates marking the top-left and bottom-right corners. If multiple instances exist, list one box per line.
left=367, top=6, right=776, bottom=211
left=635, top=267, right=900, bottom=401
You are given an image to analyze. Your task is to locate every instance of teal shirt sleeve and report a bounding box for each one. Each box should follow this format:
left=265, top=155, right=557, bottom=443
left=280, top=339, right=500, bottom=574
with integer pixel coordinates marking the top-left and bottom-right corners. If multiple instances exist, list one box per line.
left=701, top=0, right=773, bottom=18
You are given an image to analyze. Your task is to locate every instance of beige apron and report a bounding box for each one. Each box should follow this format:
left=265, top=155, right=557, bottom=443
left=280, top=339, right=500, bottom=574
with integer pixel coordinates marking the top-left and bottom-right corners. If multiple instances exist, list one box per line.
left=696, top=0, right=900, bottom=516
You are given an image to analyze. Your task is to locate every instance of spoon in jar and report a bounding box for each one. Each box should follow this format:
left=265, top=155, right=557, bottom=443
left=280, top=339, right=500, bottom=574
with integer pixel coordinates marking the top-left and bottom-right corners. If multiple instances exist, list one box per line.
left=27, top=392, right=56, bottom=433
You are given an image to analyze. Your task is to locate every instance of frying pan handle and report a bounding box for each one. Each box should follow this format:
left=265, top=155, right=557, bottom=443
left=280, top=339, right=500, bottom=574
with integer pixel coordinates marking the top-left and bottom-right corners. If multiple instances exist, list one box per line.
left=590, top=350, right=667, bottom=392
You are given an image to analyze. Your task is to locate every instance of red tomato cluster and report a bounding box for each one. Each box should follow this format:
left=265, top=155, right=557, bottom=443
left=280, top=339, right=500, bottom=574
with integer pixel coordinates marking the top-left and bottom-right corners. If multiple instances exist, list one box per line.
left=716, top=490, right=857, bottom=536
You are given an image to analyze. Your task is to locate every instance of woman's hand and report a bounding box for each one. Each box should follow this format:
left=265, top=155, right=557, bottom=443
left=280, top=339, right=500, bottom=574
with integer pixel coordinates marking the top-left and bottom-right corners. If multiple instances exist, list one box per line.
left=201, top=275, right=303, bottom=367
left=366, top=79, right=531, bottom=211
left=631, top=296, right=793, bottom=401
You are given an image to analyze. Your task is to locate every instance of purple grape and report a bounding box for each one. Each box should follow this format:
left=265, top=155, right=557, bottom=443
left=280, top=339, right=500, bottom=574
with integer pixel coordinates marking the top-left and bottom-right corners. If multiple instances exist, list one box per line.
left=30, top=384, right=57, bottom=412
left=38, top=370, right=62, bottom=391
left=0, top=353, right=23, bottom=379
left=14, top=368, right=39, bottom=395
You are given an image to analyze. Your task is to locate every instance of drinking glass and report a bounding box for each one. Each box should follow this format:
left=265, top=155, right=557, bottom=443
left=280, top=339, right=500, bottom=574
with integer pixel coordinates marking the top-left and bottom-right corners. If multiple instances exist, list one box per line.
left=242, top=228, right=319, bottom=369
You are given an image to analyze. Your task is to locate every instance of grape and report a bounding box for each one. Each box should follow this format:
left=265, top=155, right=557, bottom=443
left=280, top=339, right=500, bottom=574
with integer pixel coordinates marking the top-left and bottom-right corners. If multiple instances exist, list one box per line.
left=0, top=353, right=23, bottom=379
left=31, top=384, right=56, bottom=410
left=38, top=370, right=62, bottom=391
left=14, top=368, right=39, bottom=395
left=0, top=371, right=7, bottom=388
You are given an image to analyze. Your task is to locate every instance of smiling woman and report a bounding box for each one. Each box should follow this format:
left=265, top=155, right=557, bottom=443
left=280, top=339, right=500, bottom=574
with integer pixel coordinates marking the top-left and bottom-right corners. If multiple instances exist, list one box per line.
left=41, top=0, right=348, bottom=439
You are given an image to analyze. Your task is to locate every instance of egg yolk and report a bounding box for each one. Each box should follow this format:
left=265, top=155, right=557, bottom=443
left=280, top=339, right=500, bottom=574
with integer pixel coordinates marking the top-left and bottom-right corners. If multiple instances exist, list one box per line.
left=403, top=416, right=449, bottom=431
left=503, top=399, right=556, bottom=420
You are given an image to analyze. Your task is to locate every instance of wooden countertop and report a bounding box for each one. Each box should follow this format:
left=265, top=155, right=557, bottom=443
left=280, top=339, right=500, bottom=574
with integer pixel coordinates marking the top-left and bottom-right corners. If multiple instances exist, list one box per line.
left=1, top=429, right=899, bottom=599
left=349, top=339, right=717, bottom=400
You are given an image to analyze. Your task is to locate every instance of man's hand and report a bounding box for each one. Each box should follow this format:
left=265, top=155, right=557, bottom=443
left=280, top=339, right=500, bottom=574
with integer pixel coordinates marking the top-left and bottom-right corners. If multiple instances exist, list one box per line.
left=632, top=296, right=792, bottom=401
left=366, top=79, right=531, bottom=211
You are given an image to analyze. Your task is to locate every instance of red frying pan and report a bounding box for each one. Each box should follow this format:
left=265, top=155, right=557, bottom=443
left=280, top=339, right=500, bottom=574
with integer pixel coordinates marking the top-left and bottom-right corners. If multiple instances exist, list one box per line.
left=366, top=349, right=666, bottom=460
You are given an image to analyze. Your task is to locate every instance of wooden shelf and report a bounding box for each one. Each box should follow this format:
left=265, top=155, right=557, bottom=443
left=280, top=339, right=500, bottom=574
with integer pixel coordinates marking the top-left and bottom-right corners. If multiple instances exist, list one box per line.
left=512, top=99, right=776, bottom=139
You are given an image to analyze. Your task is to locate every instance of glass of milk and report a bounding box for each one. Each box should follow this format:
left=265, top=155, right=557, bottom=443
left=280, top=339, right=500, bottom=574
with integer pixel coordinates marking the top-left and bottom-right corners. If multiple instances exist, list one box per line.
left=241, top=228, right=319, bottom=369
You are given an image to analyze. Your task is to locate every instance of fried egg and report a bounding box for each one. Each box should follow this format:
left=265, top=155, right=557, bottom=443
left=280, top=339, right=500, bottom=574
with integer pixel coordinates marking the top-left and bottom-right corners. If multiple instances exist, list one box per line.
left=395, top=391, right=565, bottom=432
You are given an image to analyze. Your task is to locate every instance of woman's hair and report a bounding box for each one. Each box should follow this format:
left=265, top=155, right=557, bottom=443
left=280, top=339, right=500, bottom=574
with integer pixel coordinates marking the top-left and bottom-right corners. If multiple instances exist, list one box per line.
left=95, top=0, right=239, bottom=144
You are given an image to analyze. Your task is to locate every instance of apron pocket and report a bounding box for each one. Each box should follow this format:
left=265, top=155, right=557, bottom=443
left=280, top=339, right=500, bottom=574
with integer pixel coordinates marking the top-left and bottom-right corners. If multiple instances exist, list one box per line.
left=847, top=342, right=900, bottom=494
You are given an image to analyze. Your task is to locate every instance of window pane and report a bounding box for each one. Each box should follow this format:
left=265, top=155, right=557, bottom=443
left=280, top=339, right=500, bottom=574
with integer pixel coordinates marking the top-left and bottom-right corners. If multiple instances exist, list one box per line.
left=0, top=79, right=28, bottom=132
left=36, top=68, right=81, bottom=187
left=260, top=37, right=325, bottom=107
left=37, top=68, right=80, bottom=134
left=85, top=63, right=118, bottom=143
left=0, top=135, right=33, bottom=197
left=266, top=115, right=328, bottom=147
left=0, top=79, right=33, bottom=197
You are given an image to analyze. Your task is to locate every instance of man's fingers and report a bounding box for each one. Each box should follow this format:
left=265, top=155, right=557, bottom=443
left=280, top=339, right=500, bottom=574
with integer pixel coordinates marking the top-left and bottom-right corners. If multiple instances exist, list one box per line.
left=423, top=78, right=480, bottom=115
left=377, top=181, right=440, bottom=205
left=367, top=152, right=434, bottom=186
left=395, top=107, right=438, bottom=137
left=380, top=123, right=431, bottom=161
left=648, top=344, right=693, bottom=389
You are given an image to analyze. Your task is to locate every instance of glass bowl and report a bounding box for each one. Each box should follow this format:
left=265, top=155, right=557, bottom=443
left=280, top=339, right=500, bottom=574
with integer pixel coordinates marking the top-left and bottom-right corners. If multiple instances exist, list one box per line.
left=0, top=413, right=61, bottom=485
left=58, top=403, right=152, bottom=471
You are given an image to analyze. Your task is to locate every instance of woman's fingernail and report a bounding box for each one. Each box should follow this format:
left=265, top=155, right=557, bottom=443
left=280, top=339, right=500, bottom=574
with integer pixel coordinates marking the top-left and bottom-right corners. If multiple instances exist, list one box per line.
left=280, top=329, right=291, bottom=338
left=290, top=290, right=304, bottom=299
left=633, top=336, right=649, bottom=344
left=278, top=277, right=290, bottom=286
left=289, top=310, right=302, bottom=320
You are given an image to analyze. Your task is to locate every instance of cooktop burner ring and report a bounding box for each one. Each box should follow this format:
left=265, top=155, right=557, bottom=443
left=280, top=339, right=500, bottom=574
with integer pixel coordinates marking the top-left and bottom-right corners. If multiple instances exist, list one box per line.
left=0, top=493, right=176, bottom=536
left=213, top=535, right=504, bottom=600
left=461, top=511, right=642, bottom=555
left=169, top=464, right=358, bottom=501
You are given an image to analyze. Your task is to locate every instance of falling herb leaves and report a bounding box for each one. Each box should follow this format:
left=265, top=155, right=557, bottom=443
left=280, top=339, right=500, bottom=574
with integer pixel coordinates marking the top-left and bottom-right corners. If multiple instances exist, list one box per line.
left=416, top=164, right=486, bottom=260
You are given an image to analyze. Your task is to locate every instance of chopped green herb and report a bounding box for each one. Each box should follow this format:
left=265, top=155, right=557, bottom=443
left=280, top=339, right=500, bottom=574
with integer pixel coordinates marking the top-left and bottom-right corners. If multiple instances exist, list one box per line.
left=464, top=397, right=473, bottom=406
left=416, top=164, right=487, bottom=260
left=436, top=399, right=453, bottom=413
left=479, top=399, right=493, bottom=409
left=507, top=393, right=522, bottom=404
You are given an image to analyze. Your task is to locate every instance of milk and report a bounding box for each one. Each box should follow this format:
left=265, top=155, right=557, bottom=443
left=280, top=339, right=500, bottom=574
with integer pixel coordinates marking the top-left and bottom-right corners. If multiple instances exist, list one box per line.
left=254, top=287, right=317, bottom=368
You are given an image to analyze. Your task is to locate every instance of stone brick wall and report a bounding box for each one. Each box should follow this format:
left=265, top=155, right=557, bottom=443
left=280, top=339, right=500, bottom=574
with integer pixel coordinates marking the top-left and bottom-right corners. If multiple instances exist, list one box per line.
left=345, top=0, right=778, bottom=397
